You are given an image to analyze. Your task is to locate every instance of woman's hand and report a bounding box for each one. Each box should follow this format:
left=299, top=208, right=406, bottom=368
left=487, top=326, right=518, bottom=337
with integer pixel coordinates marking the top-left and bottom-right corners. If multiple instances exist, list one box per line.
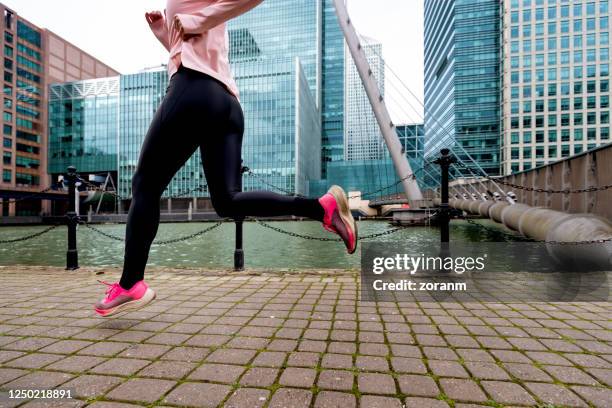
left=145, top=11, right=164, bottom=25
left=174, top=15, right=201, bottom=41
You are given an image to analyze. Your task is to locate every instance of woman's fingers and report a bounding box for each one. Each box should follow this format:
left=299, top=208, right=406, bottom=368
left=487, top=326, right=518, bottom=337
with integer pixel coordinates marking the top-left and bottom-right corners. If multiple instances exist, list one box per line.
left=145, top=11, right=163, bottom=24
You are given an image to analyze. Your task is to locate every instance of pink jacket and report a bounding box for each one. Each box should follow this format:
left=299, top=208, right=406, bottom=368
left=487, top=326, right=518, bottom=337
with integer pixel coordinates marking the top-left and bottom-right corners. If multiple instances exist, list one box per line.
left=148, top=0, right=263, bottom=98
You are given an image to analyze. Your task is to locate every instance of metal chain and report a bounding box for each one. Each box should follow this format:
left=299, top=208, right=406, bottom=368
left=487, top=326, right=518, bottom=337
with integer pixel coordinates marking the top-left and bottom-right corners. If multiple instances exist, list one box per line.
left=3, top=185, right=58, bottom=204
left=78, top=178, right=206, bottom=201
left=245, top=167, right=424, bottom=200
left=253, top=219, right=411, bottom=241
left=483, top=177, right=612, bottom=194
left=80, top=220, right=224, bottom=245
left=0, top=224, right=60, bottom=244
left=454, top=161, right=612, bottom=194
left=464, top=217, right=612, bottom=245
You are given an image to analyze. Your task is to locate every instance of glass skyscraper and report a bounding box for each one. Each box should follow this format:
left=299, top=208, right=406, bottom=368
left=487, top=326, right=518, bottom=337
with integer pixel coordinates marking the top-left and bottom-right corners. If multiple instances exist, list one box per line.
left=344, top=38, right=385, bottom=161
left=48, top=78, right=119, bottom=175
left=424, top=0, right=502, bottom=176
left=48, top=62, right=321, bottom=200
left=502, top=0, right=610, bottom=174
left=229, top=0, right=345, bottom=177
left=396, top=123, right=425, bottom=160
left=236, top=58, right=320, bottom=196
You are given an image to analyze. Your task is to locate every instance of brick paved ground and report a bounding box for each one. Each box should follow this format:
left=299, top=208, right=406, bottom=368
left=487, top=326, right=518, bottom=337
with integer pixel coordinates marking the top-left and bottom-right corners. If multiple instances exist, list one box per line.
left=0, top=265, right=610, bottom=407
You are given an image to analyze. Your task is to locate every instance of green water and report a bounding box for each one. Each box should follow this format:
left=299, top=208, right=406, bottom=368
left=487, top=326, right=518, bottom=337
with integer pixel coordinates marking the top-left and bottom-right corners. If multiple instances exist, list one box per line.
left=0, top=220, right=522, bottom=269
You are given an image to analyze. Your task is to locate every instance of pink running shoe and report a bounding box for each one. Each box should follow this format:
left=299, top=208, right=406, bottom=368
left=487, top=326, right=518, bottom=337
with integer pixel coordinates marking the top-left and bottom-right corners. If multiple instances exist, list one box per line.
left=94, top=280, right=156, bottom=317
left=319, top=185, right=358, bottom=254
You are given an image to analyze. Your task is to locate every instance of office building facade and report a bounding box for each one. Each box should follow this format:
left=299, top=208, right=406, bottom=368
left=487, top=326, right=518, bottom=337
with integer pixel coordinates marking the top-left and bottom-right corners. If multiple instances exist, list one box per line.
left=502, top=0, right=611, bottom=174
left=229, top=0, right=344, bottom=178
left=344, top=38, right=385, bottom=161
left=48, top=59, right=321, bottom=205
left=424, top=0, right=502, bottom=176
left=1, top=3, right=118, bottom=216
left=396, top=123, right=425, bottom=160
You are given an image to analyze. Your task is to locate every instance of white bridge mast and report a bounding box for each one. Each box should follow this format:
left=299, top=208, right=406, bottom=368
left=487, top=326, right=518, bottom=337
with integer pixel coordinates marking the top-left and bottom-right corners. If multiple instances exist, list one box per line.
left=333, top=0, right=424, bottom=203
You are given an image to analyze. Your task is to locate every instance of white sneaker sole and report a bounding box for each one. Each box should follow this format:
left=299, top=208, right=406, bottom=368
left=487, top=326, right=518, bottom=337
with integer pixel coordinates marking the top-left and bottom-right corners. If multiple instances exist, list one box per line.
left=97, top=288, right=156, bottom=318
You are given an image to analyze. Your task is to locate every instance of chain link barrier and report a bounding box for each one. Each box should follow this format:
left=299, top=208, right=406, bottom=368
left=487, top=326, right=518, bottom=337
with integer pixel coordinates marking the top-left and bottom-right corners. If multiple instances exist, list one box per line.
left=0, top=224, right=61, bottom=244
left=244, top=167, right=423, bottom=200
left=453, top=161, right=612, bottom=194
left=3, top=185, right=59, bottom=204
left=463, top=217, right=612, bottom=245
left=79, top=220, right=224, bottom=245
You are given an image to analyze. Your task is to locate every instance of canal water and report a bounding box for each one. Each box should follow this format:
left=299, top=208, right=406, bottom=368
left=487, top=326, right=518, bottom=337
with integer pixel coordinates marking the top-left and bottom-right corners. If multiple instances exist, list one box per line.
left=0, top=220, right=523, bottom=269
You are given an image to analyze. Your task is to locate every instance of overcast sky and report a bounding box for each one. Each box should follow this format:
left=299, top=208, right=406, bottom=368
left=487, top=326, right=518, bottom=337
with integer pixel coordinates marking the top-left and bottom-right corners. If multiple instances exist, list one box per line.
left=3, top=0, right=425, bottom=121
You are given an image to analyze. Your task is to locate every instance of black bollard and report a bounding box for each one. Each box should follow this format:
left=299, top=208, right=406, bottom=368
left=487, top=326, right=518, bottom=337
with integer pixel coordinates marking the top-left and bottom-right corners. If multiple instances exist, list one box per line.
left=233, top=163, right=249, bottom=271
left=234, top=218, right=244, bottom=271
left=65, top=166, right=79, bottom=270
left=434, top=149, right=457, bottom=244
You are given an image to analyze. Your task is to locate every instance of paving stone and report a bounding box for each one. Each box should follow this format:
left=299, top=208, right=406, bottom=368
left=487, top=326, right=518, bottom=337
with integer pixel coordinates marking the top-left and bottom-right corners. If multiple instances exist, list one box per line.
left=464, top=361, right=510, bottom=380
left=206, top=348, right=257, bottom=365
left=359, top=343, right=388, bottom=356
left=360, top=395, right=403, bottom=408
left=78, top=342, right=131, bottom=357
left=428, top=360, right=470, bottom=378
left=489, top=349, right=531, bottom=363
left=327, top=342, right=356, bottom=354
left=571, top=385, right=612, bottom=408
left=239, top=367, right=279, bottom=387
left=39, top=340, right=92, bottom=354
left=525, top=351, right=573, bottom=366
left=185, top=334, right=230, bottom=347
left=268, top=388, right=312, bottom=408
left=164, top=382, right=231, bottom=408
left=225, top=388, right=270, bottom=408
left=313, top=391, right=356, bottom=408
left=62, top=374, right=123, bottom=399
left=456, top=348, right=494, bottom=362
left=585, top=368, right=612, bottom=387
left=524, top=382, right=587, bottom=407
left=160, top=346, right=210, bottom=362
left=47, top=355, right=106, bottom=372
left=481, top=380, right=536, bottom=406
left=3, top=371, right=73, bottom=390
left=0, top=368, right=28, bottom=385
left=4, top=352, right=63, bottom=369
left=288, top=351, right=321, bottom=367
left=89, top=358, right=150, bottom=376
left=86, top=402, right=142, bottom=408
left=397, top=374, right=439, bottom=397
left=439, top=378, right=487, bottom=402
left=503, top=362, right=554, bottom=382
left=3, top=337, right=57, bottom=352
left=543, top=365, right=600, bottom=385
left=279, top=367, right=317, bottom=388
left=565, top=353, right=611, bottom=368
left=422, top=347, right=457, bottom=361
left=106, top=378, right=176, bottom=404
left=355, top=355, right=389, bottom=371
left=138, top=360, right=196, bottom=379
left=226, top=336, right=270, bottom=350
left=307, top=366, right=349, bottom=389
left=358, top=373, right=396, bottom=395
left=390, top=356, right=427, bottom=374
left=298, top=339, right=327, bottom=352
left=403, top=397, right=450, bottom=408
left=118, top=344, right=171, bottom=359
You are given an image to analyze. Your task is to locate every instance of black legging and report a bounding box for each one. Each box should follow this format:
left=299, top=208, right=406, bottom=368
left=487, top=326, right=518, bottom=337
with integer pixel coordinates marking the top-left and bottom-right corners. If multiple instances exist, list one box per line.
left=120, top=65, right=324, bottom=289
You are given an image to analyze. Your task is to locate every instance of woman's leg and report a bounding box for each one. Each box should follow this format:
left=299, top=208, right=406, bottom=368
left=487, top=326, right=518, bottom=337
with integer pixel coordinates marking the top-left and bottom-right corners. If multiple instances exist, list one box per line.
left=200, top=96, right=324, bottom=221
left=119, top=76, right=201, bottom=290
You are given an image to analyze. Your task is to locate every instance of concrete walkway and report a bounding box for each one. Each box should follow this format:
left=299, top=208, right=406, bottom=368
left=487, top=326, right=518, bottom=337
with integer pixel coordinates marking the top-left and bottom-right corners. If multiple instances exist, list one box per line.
left=0, top=266, right=610, bottom=407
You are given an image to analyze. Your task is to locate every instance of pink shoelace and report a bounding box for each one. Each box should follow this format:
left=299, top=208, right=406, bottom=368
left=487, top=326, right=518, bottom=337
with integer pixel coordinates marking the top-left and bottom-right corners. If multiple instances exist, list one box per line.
left=98, top=280, right=122, bottom=300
